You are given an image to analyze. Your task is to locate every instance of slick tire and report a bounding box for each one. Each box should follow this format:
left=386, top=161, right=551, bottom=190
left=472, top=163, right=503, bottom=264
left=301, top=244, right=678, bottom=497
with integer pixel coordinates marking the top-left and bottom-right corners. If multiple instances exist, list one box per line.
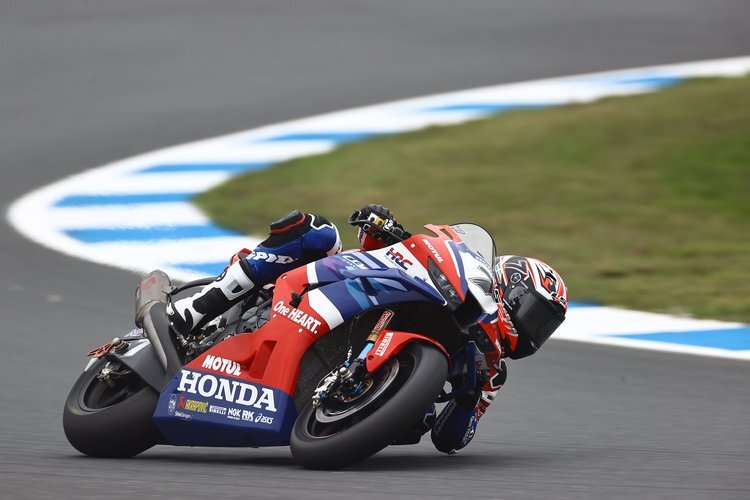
left=63, top=358, right=163, bottom=458
left=291, top=342, right=448, bottom=470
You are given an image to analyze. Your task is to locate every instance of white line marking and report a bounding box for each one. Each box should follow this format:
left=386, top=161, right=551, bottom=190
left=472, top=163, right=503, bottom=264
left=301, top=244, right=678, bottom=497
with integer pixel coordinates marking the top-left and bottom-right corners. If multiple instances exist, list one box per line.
left=7, top=55, right=750, bottom=359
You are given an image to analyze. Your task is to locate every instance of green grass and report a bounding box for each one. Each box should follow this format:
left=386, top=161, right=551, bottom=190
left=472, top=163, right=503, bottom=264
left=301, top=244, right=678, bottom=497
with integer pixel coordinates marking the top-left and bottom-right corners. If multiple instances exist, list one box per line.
left=196, top=77, right=750, bottom=323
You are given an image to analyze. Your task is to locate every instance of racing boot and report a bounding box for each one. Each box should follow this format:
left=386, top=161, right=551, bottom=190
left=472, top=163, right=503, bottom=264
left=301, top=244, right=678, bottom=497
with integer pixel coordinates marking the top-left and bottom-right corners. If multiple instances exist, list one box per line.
left=167, top=258, right=256, bottom=337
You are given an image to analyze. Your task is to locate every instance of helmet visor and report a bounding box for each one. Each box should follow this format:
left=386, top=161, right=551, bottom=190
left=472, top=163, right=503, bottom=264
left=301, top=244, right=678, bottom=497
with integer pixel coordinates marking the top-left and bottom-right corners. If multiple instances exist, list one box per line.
left=505, top=286, right=565, bottom=350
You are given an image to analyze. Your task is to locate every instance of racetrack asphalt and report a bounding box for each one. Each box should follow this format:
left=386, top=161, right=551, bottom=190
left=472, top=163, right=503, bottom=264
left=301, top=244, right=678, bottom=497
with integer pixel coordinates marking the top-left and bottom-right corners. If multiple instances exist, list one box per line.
left=1, top=1, right=749, bottom=498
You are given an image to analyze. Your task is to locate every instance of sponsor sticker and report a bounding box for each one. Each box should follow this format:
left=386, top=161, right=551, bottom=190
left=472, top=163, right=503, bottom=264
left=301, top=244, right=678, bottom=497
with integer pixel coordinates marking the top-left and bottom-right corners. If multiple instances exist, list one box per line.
left=372, top=309, right=394, bottom=337
left=234, top=410, right=275, bottom=425
left=168, top=394, right=177, bottom=415
left=273, top=300, right=322, bottom=334
left=183, top=399, right=208, bottom=413
left=176, top=370, right=278, bottom=412
left=422, top=239, right=444, bottom=263
left=374, top=332, right=394, bottom=357
left=201, top=355, right=242, bottom=376
left=341, top=254, right=368, bottom=270
left=209, top=405, right=227, bottom=416
left=386, top=247, right=413, bottom=270
left=255, top=413, right=274, bottom=425
left=250, top=252, right=296, bottom=265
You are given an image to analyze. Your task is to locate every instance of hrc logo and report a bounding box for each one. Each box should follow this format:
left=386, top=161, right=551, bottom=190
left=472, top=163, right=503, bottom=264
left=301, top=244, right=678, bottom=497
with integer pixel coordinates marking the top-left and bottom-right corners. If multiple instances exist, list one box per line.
left=386, top=247, right=413, bottom=270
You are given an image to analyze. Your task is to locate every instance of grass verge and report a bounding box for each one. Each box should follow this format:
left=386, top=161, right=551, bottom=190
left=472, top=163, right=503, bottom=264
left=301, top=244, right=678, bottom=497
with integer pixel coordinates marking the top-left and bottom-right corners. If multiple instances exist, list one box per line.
left=196, top=77, right=750, bottom=323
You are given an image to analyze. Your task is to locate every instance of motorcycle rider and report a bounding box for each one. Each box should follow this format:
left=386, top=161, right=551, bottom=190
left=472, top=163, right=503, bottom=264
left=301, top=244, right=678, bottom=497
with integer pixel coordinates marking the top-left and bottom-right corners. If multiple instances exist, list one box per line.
left=427, top=254, right=568, bottom=453
left=167, top=204, right=568, bottom=455
left=167, top=204, right=411, bottom=336
left=167, top=209, right=343, bottom=337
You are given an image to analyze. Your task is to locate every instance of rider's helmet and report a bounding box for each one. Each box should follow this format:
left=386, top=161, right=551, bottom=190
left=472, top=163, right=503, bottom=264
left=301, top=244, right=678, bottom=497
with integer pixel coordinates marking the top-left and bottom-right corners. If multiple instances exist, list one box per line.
left=494, top=255, right=568, bottom=359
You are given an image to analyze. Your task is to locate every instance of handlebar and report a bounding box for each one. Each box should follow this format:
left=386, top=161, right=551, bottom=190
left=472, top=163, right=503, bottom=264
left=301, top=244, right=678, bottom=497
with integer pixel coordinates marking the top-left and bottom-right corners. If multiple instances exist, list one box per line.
left=348, top=210, right=410, bottom=243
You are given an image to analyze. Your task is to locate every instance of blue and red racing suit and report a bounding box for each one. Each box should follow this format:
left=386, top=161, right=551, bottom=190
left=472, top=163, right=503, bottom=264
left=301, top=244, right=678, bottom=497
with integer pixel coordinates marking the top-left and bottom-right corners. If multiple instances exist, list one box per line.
left=236, top=210, right=506, bottom=454
left=231, top=210, right=342, bottom=285
left=426, top=326, right=508, bottom=454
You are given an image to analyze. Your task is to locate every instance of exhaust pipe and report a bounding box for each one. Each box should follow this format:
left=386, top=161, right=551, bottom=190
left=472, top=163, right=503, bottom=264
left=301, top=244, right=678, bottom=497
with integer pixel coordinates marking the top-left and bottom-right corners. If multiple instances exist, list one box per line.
left=135, top=270, right=182, bottom=378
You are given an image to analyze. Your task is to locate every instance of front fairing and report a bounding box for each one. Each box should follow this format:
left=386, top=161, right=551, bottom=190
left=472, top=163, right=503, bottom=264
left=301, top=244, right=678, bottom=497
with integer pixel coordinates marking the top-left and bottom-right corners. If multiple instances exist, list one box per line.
left=305, top=224, right=501, bottom=346
left=152, top=224, right=503, bottom=448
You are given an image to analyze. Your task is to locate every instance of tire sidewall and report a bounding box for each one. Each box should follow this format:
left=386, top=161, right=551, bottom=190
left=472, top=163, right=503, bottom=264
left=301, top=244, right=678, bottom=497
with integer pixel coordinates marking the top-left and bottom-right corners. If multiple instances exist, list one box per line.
left=290, top=342, right=448, bottom=469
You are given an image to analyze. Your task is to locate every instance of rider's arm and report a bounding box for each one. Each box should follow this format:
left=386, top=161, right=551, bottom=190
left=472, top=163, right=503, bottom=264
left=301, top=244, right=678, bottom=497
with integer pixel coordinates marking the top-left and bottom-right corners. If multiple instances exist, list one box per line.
left=241, top=210, right=341, bottom=285
left=430, top=358, right=507, bottom=454
left=349, top=204, right=411, bottom=251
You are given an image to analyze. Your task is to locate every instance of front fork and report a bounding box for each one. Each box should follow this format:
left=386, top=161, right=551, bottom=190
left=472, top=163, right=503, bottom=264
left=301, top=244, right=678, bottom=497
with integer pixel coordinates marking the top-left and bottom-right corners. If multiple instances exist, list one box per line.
left=312, top=310, right=450, bottom=407
left=312, top=310, right=395, bottom=407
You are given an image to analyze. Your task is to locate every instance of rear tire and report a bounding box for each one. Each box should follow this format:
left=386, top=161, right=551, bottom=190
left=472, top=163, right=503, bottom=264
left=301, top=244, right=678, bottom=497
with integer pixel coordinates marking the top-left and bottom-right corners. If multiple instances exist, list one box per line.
left=290, top=342, right=447, bottom=469
left=63, top=358, right=162, bottom=458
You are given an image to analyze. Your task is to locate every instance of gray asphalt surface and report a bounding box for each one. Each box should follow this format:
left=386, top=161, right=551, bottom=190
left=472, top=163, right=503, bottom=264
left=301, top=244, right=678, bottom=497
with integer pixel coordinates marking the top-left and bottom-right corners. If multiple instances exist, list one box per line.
left=2, top=1, right=749, bottom=498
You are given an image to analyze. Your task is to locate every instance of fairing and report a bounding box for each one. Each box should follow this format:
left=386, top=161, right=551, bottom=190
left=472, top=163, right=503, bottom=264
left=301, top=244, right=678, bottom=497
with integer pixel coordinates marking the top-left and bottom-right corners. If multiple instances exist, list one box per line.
left=153, top=223, right=502, bottom=446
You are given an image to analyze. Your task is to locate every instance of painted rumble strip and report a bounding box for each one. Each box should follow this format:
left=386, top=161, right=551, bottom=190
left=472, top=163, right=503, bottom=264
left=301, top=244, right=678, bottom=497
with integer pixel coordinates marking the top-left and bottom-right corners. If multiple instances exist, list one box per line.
left=8, top=56, right=750, bottom=360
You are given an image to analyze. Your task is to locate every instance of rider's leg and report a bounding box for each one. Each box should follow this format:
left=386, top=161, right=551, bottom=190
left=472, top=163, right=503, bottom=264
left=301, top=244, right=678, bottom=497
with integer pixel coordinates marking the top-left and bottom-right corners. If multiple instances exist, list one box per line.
left=167, top=210, right=341, bottom=337
left=167, top=258, right=256, bottom=336
left=392, top=404, right=436, bottom=445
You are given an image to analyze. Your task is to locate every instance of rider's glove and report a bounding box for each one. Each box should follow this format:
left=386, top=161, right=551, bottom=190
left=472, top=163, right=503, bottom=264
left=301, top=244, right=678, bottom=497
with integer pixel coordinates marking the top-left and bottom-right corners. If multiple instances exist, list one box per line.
left=348, top=204, right=410, bottom=250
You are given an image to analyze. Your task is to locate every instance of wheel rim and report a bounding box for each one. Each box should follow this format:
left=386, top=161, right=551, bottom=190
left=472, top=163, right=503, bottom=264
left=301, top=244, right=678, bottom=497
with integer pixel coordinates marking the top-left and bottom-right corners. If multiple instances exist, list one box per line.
left=304, top=352, right=417, bottom=438
left=79, top=361, right=146, bottom=411
left=313, top=358, right=400, bottom=424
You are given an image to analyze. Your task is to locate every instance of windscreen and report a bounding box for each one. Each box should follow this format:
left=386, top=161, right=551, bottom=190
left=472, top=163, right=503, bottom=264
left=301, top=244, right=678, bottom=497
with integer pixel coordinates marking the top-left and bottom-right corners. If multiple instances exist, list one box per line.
left=450, top=223, right=496, bottom=266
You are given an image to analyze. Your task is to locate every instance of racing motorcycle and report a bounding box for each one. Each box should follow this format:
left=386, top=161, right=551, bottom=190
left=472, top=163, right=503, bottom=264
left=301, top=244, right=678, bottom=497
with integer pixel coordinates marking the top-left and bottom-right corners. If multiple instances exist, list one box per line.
left=63, top=222, right=502, bottom=469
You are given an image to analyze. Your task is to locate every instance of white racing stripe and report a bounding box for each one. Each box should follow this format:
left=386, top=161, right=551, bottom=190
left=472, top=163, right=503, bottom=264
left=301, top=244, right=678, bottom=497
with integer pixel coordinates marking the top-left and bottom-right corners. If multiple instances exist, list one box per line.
left=307, top=288, right=345, bottom=331
left=306, top=262, right=319, bottom=285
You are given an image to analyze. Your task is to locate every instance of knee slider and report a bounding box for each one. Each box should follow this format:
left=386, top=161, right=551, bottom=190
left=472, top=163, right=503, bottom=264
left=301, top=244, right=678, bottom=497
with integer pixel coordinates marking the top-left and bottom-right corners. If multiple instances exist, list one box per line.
left=489, top=359, right=507, bottom=390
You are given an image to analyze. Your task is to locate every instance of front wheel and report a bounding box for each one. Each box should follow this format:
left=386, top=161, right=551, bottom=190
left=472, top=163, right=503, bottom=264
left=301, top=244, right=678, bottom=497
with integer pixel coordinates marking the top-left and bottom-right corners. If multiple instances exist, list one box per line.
left=290, top=342, right=448, bottom=469
left=63, top=357, right=163, bottom=457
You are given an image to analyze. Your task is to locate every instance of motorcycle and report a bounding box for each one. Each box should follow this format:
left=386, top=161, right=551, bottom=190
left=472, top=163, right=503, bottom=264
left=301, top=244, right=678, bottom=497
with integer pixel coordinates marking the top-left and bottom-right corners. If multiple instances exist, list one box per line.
left=63, top=222, right=502, bottom=469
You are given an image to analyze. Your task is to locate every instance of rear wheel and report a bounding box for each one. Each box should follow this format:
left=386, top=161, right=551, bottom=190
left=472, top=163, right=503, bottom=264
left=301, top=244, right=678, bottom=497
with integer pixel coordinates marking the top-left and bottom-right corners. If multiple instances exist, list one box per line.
left=290, top=342, right=448, bottom=469
left=63, top=357, right=162, bottom=457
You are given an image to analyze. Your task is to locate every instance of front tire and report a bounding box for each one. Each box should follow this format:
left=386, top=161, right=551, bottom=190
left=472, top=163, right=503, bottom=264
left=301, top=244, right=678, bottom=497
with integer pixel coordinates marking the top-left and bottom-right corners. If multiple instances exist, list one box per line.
left=290, top=342, right=448, bottom=469
left=63, top=357, right=162, bottom=458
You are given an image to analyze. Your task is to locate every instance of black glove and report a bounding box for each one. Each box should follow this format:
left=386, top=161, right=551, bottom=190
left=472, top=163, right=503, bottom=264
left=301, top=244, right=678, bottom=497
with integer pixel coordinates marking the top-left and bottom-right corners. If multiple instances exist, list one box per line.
left=348, top=204, right=410, bottom=245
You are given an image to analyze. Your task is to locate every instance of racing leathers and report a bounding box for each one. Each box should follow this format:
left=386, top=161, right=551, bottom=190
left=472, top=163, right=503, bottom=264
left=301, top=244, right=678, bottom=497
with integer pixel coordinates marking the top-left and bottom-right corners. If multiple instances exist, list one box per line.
left=427, top=312, right=510, bottom=454
left=167, top=210, right=342, bottom=335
